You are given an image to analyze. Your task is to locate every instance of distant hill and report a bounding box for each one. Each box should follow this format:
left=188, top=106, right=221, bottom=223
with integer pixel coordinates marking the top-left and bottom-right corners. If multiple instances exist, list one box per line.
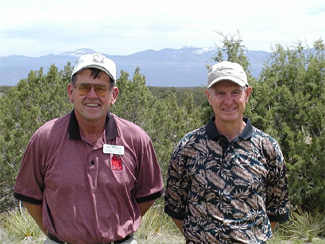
left=0, top=47, right=271, bottom=87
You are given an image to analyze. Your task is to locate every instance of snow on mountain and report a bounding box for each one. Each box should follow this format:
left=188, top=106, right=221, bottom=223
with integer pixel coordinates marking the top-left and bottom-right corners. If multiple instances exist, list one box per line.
left=60, top=48, right=96, bottom=57
left=193, top=47, right=216, bottom=55
left=0, top=47, right=271, bottom=87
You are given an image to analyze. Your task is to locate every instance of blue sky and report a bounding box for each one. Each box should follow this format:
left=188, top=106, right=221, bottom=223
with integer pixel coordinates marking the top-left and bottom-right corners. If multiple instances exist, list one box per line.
left=0, top=0, right=324, bottom=57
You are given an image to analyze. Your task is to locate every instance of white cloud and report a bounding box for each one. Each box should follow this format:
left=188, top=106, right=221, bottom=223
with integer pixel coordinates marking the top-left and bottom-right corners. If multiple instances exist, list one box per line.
left=0, top=0, right=324, bottom=56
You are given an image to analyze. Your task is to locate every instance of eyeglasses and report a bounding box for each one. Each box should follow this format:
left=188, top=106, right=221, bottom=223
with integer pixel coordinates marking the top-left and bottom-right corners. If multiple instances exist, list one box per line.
left=74, top=83, right=111, bottom=97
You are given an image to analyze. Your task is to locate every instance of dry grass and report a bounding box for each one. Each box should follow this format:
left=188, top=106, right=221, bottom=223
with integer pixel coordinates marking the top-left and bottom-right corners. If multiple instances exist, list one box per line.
left=1, top=205, right=324, bottom=244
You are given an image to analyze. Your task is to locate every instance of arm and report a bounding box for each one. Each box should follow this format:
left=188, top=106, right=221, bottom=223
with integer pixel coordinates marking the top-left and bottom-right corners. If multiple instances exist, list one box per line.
left=271, top=221, right=278, bottom=231
left=172, top=218, right=184, bottom=234
left=138, top=200, right=155, bottom=216
left=23, top=202, right=47, bottom=234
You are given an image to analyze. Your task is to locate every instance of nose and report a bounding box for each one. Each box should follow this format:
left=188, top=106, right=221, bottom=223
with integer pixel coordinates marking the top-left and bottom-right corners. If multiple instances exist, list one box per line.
left=87, top=86, right=98, bottom=98
left=223, top=93, right=233, bottom=105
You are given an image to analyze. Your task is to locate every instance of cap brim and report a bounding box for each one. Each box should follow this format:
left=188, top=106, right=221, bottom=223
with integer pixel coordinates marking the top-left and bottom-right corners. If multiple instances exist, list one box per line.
left=207, top=76, right=246, bottom=88
left=73, top=65, right=115, bottom=83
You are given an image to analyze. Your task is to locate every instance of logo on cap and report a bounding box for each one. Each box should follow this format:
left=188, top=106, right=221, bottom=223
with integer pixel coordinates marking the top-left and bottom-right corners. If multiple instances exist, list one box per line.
left=92, top=53, right=105, bottom=63
left=215, top=67, right=233, bottom=73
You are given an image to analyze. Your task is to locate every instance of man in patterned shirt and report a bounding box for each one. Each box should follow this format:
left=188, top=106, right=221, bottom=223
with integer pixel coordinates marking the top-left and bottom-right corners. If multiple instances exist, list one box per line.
left=164, top=61, right=290, bottom=243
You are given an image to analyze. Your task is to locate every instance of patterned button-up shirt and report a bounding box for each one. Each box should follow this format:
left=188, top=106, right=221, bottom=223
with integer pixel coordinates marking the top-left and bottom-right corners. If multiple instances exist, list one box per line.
left=165, top=117, right=289, bottom=244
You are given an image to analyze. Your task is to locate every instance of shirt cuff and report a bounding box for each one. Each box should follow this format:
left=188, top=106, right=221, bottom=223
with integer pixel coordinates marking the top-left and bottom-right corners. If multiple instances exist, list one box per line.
left=164, top=207, right=184, bottom=220
left=268, top=211, right=290, bottom=222
left=136, top=189, right=164, bottom=203
left=14, top=192, right=42, bottom=204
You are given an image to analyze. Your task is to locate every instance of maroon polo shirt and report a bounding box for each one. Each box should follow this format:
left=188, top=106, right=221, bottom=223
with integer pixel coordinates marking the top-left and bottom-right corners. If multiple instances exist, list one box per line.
left=14, top=111, right=164, bottom=244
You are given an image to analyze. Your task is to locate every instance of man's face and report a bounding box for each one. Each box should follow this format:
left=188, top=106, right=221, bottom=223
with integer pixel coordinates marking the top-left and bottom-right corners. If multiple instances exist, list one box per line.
left=67, top=69, right=118, bottom=124
left=205, top=80, right=252, bottom=124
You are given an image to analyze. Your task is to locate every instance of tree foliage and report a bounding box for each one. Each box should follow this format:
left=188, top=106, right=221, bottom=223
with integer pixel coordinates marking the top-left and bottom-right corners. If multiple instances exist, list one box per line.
left=0, top=64, right=73, bottom=210
left=251, top=40, right=325, bottom=211
left=0, top=37, right=324, bottom=214
left=111, top=68, right=201, bottom=178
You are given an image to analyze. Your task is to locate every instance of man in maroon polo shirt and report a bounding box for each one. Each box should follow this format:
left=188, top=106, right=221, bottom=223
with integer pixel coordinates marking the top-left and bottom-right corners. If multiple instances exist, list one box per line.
left=14, top=53, right=164, bottom=244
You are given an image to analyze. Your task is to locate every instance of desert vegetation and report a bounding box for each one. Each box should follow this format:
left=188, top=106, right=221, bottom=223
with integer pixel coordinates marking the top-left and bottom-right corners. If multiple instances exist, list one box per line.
left=0, top=34, right=324, bottom=243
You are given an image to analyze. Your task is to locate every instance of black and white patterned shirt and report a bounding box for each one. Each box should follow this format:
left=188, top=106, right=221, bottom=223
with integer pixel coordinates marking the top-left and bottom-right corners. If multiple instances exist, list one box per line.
left=165, top=117, right=290, bottom=244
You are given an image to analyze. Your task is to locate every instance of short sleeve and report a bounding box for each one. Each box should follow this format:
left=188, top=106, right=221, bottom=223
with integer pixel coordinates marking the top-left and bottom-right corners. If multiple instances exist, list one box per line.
left=134, top=138, right=164, bottom=203
left=14, top=131, right=45, bottom=204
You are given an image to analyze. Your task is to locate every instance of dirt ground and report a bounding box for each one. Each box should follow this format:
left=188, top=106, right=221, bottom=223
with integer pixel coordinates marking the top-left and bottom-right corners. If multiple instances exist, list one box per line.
left=0, top=232, right=186, bottom=244
left=138, top=232, right=185, bottom=244
left=1, top=230, right=324, bottom=244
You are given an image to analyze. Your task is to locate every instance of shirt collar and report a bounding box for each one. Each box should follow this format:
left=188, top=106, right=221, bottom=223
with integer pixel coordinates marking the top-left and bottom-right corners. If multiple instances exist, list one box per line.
left=206, top=116, right=252, bottom=141
left=68, top=110, right=118, bottom=141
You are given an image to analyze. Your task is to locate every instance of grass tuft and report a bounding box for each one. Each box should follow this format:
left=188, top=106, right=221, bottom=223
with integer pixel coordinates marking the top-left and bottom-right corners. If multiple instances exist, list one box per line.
left=135, top=203, right=183, bottom=242
left=0, top=204, right=43, bottom=243
left=275, top=208, right=325, bottom=242
left=1, top=204, right=324, bottom=243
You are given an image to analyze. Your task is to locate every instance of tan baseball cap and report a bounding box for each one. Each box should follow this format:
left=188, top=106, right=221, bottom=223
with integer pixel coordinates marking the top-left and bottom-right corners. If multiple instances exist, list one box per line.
left=207, top=61, right=248, bottom=88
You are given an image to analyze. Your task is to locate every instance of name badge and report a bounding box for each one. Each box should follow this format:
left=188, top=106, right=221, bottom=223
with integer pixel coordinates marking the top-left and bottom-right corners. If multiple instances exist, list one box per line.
left=103, top=144, right=124, bottom=155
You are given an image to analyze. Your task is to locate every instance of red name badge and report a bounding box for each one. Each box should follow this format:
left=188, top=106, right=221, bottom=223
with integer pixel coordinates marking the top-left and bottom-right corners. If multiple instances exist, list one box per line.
left=111, top=156, right=123, bottom=171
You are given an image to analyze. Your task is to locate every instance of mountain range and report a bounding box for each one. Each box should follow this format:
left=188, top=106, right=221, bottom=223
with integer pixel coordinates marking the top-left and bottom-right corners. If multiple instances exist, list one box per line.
left=0, top=47, right=271, bottom=87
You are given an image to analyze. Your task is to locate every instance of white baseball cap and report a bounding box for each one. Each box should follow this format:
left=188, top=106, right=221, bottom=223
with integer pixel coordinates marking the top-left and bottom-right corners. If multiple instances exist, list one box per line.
left=72, top=53, right=116, bottom=82
left=207, top=61, right=248, bottom=88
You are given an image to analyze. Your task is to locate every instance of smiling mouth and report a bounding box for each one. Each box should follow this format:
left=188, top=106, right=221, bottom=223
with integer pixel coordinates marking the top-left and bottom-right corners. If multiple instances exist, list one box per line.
left=85, top=103, right=100, bottom=107
left=223, top=108, right=236, bottom=112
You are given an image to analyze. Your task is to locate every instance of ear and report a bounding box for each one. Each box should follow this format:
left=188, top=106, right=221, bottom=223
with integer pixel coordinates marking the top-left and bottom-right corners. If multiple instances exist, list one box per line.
left=67, top=83, right=74, bottom=103
left=204, top=89, right=212, bottom=106
left=245, top=86, right=252, bottom=102
left=110, top=87, right=119, bottom=106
